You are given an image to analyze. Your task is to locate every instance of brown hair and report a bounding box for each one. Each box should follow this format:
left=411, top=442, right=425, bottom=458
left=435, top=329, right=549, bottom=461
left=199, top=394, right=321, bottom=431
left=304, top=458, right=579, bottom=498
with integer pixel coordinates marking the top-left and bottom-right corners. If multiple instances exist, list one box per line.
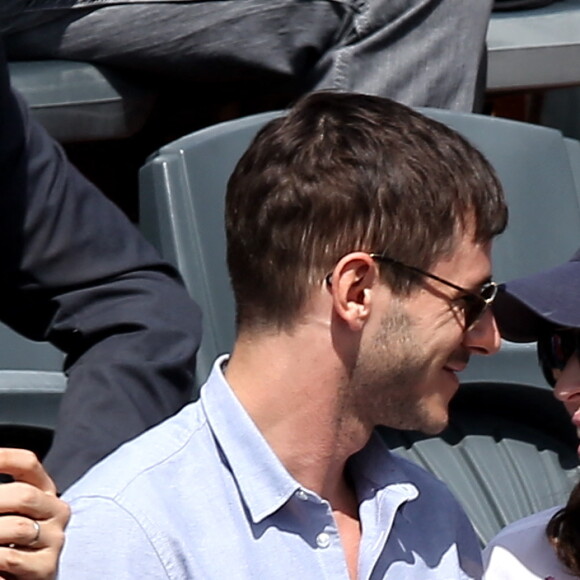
left=547, top=482, right=580, bottom=575
left=225, top=91, right=507, bottom=330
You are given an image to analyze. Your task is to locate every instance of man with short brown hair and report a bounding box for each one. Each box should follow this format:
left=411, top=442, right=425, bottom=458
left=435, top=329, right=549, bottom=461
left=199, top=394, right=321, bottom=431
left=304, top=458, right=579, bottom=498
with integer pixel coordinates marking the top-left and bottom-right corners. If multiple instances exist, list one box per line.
left=58, top=92, right=508, bottom=579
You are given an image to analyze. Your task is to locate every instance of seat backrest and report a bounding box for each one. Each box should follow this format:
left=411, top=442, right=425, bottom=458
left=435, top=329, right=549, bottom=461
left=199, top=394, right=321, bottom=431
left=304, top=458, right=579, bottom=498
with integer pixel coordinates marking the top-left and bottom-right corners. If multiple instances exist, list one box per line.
left=0, top=370, right=65, bottom=427
left=382, top=382, right=580, bottom=545
left=8, top=60, right=156, bottom=143
left=0, top=323, right=65, bottom=456
left=140, top=111, right=281, bottom=386
left=0, top=322, right=63, bottom=372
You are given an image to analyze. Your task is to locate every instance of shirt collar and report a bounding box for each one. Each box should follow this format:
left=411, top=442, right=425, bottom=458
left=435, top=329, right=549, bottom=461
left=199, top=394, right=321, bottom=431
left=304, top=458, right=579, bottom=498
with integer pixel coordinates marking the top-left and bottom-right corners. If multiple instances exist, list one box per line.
left=349, top=432, right=419, bottom=513
left=200, top=356, right=300, bottom=524
left=200, top=357, right=419, bottom=524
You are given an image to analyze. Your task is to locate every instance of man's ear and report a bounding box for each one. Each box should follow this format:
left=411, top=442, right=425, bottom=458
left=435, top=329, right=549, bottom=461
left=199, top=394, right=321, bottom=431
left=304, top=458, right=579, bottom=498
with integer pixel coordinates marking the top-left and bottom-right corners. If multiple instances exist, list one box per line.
left=327, top=252, right=380, bottom=331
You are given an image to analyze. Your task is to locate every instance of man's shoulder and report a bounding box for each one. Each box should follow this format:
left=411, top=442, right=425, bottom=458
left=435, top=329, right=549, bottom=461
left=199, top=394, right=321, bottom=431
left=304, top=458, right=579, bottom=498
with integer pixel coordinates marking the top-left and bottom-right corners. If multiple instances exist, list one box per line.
left=388, top=448, right=459, bottom=497
left=357, top=435, right=474, bottom=534
left=362, top=432, right=466, bottom=506
left=63, top=400, right=210, bottom=504
left=383, top=448, right=476, bottom=533
left=365, top=443, right=482, bottom=577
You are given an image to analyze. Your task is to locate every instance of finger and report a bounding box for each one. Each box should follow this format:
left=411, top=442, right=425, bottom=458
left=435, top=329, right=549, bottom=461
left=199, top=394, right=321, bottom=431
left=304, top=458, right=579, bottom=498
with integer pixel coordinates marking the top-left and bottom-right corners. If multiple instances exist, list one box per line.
left=0, top=451, right=55, bottom=495
left=0, top=484, right=69, bottom=523
left=0, top=517, right=41, bottom=548
left=0, top=544, right=62, bottom=580
left=0, top=516, right=65, bottom=555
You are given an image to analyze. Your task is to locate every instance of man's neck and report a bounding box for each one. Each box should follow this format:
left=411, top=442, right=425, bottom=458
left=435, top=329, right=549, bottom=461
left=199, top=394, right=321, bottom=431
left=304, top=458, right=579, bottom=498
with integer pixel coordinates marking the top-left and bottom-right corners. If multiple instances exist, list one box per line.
left=224, top=324, right=371, bottom=503
left=225, top=322, right=366, bottom=580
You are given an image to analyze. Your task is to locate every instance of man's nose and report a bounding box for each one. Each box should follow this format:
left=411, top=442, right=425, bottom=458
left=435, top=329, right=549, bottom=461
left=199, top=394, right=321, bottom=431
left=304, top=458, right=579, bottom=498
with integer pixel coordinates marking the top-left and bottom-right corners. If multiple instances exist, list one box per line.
left=463, top=308, right=501, bottom=356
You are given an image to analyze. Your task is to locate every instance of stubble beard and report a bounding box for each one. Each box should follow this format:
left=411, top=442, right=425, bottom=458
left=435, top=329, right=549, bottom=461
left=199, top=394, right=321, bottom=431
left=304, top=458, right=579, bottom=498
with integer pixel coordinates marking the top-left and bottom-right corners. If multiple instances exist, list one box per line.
left=347, top=302, right=441, bottom=433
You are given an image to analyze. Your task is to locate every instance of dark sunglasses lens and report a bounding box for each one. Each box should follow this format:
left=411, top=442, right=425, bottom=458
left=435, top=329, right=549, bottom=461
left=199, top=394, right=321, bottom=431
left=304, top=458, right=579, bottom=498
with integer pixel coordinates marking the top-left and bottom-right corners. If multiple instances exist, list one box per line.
left=463, top=284, right=496, bottom=329
left=537, top=330, right=579, bottom=387
left=464, top=301, right=484, bottom=330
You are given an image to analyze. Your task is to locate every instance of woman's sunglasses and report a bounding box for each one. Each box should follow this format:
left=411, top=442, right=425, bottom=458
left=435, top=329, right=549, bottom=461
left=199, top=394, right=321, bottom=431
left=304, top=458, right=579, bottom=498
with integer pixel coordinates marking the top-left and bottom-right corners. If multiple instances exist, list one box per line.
left=537, top=328, right=580, bottom=387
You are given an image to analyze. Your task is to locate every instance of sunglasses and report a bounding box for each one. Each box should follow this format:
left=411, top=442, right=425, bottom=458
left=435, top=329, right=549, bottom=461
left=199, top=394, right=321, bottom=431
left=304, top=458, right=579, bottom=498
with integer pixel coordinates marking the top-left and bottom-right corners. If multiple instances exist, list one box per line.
left=369, top=254, right=498, bottom=331
left=537, top=328, right=580, bottom=387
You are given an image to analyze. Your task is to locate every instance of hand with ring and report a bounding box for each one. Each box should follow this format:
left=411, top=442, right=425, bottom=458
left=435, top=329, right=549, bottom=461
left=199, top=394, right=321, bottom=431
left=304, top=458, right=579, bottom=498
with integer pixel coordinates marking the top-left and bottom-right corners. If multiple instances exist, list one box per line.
left=0, top=449, right=70, bottom=579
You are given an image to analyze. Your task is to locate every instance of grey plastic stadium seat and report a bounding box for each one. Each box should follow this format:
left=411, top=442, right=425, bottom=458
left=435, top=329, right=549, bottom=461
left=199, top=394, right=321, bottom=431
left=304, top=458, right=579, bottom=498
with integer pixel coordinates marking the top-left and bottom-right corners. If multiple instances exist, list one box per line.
left=565, top=136, right=580, bottom=200
left=8, top=60, right=156, bottom=143
left=0, top=323, right=65, bottom=456
left=139, top=108, right=580, bottom=541
left=0, top=323, right=63, bottom=373
left=140, top=111, right=281, bottom=386
left=382, top=382, right=579, bottom=544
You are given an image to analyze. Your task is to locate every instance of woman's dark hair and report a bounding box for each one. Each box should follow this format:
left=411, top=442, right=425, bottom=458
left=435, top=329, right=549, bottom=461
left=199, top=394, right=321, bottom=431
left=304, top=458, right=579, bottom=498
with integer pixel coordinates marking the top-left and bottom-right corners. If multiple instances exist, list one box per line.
left=547, top=481, right=580, bottom=575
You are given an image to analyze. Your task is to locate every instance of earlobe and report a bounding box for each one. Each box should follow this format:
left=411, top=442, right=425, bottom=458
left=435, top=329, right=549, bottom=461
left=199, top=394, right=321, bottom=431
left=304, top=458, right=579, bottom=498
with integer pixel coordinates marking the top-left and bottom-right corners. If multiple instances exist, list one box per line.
left=350, top=288, right=371, bottom=331
left=329, top=252, right=377, bottom=330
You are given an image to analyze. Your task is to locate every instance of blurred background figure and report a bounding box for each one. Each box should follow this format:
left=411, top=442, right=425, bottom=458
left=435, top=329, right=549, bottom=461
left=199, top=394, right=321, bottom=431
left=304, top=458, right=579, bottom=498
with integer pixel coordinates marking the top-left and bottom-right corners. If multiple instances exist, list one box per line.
left=1, top=0, right=493, bottom=112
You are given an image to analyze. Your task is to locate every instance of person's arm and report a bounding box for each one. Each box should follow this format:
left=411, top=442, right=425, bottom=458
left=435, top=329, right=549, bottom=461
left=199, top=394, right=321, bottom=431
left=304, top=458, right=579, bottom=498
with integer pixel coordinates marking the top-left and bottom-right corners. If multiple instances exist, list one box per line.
left=0, top=42, right=202, bottom=491
left=0, top=449, right=69, bottom=580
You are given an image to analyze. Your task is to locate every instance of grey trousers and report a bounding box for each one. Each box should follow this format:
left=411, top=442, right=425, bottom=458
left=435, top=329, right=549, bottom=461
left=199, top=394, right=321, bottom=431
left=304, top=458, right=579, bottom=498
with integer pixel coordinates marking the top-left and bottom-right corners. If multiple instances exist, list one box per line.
left=2, top=0, right=493, bottom=111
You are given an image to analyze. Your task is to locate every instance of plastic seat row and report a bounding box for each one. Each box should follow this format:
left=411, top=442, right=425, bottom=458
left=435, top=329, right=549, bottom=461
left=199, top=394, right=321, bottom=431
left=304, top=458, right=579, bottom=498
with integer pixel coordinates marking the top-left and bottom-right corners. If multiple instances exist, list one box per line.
left=9, top=59, right=156, bottom=143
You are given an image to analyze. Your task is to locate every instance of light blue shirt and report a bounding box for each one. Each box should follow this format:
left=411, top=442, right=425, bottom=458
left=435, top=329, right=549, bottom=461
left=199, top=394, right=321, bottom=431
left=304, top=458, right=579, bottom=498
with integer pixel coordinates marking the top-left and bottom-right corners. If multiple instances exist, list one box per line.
left=58, top=357, right=482, bottom=579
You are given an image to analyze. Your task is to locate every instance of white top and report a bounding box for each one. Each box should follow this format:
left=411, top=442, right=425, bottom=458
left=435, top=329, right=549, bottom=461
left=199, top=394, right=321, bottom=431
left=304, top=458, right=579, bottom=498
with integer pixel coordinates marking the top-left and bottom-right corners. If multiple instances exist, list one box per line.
left=483, top=506, right=577, bottom=580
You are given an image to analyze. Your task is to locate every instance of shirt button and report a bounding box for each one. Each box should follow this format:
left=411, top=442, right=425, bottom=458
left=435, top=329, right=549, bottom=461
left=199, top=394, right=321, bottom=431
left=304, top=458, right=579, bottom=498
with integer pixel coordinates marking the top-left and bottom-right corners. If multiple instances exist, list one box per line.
left=296, top=489, right=308, bottom=501
left=316, top=532, right=331, bottom=549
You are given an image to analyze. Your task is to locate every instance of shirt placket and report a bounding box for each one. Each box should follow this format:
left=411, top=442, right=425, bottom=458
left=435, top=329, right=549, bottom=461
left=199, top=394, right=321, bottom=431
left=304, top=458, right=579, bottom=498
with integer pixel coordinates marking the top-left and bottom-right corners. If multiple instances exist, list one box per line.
left=293, top=487, right=352, bottom=580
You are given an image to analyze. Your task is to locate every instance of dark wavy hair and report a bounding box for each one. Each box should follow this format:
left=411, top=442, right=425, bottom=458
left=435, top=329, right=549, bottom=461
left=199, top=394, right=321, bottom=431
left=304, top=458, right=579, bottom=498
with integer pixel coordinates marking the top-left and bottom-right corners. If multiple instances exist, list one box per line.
left=547, top=481, right=580, bottom=576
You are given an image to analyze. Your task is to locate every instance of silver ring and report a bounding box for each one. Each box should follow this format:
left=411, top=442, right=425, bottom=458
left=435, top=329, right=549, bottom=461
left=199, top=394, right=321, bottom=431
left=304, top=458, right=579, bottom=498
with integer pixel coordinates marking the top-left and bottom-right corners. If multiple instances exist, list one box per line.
left=29, top=519, right=41, bottom=546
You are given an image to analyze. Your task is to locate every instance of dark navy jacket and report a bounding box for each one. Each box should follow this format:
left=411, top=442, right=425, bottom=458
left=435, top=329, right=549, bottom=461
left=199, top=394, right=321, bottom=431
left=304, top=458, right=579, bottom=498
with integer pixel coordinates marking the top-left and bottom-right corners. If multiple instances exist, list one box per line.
left=0, top=42, right=201, bottom=491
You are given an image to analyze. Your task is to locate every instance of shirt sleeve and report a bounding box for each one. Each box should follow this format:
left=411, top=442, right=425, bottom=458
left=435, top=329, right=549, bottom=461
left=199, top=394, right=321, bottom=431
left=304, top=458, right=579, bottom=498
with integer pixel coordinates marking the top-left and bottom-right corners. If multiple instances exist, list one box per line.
left=0, top=40, right=202, bottom=491
left=58, top=496, right=171, bottom=579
